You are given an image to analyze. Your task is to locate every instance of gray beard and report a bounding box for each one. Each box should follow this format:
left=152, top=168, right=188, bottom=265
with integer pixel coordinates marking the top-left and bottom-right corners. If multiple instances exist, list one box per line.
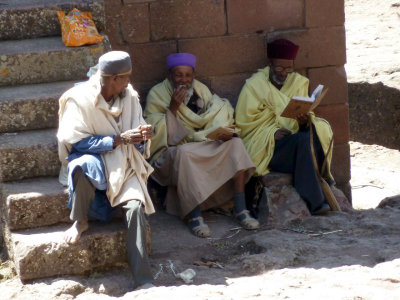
left=270, top=69, right=286, bottom=86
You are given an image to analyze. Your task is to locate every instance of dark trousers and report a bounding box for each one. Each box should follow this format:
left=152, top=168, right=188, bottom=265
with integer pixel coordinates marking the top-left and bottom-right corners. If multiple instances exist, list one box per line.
left=269, top=127, right=326, bottom=212
left=70, top=167, right=153, bottom=288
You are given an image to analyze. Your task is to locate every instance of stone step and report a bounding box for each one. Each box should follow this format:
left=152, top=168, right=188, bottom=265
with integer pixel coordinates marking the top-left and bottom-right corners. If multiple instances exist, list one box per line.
left=4, top=207, right=256, bottom=282
left=4, top=222, right=127, bottom=282
left=0, top=0, right=105, bottom=41
left=0, top=36, right=110, bottom=86
left=0, top=129, right=59, bottom=182
left=1, top=177, right=69, bottom=230
left=0, top=81, right=76, bottom=133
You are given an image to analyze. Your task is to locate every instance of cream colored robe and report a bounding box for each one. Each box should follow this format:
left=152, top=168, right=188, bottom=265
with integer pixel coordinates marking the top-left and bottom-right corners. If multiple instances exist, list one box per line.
left=144, top=79, right=255, bottom=217
left=235, top=67, right=333, bottom=178
left=57, top=74, right=155, bottom=215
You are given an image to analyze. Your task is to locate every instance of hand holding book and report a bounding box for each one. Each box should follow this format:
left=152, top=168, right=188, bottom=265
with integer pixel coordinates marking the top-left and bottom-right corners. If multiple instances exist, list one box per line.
left=206, top=125, right=237, bottom=140
left=280, top=85, right=328, bottom=119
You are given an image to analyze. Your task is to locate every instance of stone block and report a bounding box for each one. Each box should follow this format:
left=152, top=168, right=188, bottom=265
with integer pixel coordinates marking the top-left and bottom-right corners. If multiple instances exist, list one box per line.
left=227, top=0, right=304, bottom=34
left=179, top=35, right=267, bottom=77
left=268, top=27, right=346, bottom=68
left=1, top=178, right=69, bottom=230
left=104, top=0, right=150, bottom=45
left=0, top=0, right=105, bottom=40
left=306, top=0, right=345, bottom=28
left=314, top=103, right=350, bottom=145
left=0, top=129, right=60, bottom=182
left=5, top=222, right=127, bottom=281
left=0, top=81, right=75, bottom=133
left=0, top=36, right=111, bottom=86
left=259, top=172, right=310, bottom=225
left=119, top=41, right=177, bottom=83
left=308, top=66, right=349, bottom=106
left=331, top=142, right=351, bottom=185
left=209, top=73, right=252, bottom=107
left=150, top=0, right=226, bottom=40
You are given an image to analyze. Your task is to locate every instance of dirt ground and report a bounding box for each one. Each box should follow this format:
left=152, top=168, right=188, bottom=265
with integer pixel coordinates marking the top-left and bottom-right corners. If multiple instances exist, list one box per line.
left=1, top=0, right=400, bottom=299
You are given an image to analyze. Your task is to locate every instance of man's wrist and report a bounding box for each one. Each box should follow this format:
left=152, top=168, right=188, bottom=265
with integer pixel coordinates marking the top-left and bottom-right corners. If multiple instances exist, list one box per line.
left=113, top=135, right=123, bottom=148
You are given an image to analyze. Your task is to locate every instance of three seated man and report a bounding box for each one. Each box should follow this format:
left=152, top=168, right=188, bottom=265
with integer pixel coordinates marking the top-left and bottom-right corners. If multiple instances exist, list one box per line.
left=57, top=39, right=339, bottom=288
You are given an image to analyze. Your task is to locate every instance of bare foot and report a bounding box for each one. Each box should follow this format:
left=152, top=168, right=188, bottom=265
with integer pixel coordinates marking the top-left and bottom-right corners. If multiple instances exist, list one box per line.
left=64, top=220, right=89, bottom=244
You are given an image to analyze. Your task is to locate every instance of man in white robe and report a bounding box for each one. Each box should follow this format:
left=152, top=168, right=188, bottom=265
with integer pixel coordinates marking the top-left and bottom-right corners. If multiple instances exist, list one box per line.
left=57, top=51, right=154, bottom=289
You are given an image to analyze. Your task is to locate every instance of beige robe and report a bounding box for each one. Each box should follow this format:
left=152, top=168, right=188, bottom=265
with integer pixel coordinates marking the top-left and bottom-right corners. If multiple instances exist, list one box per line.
left=57, top=73, right=155, bottom=215
left=144, top=79, right=255, bottom=217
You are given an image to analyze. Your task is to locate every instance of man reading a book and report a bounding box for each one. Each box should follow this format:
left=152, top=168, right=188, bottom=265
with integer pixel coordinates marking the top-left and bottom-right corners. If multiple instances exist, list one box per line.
left=235, top=39, right=334, bottom=215
left=144, top=53, right=259, bottom=237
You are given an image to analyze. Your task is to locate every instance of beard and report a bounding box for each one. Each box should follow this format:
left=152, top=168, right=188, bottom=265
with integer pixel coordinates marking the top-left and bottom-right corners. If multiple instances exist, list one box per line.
left=170, top=80, right=194, bottom=104
left=269, top=68, right=287, bottom=86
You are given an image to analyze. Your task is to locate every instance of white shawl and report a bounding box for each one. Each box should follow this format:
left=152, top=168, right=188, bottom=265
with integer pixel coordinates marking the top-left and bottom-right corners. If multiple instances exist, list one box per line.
left=57, top=74, right=155, bottom=215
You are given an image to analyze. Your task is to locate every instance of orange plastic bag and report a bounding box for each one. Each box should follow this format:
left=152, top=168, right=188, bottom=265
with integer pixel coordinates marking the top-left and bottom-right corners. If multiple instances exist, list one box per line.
left=57, top=8, right=104, bottom=47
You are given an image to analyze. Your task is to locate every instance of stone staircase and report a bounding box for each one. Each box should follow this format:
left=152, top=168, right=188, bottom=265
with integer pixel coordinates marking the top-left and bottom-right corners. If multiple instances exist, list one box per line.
left=0, top=0, right=132, bottom=282
left=0, top=0, right=319, bottom=285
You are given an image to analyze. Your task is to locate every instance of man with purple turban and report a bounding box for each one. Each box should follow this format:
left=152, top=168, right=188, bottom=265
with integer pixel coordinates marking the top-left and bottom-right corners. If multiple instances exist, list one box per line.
left=236, top=39, right=336, bottom=216
left=144, top=53, right=259, bottom=238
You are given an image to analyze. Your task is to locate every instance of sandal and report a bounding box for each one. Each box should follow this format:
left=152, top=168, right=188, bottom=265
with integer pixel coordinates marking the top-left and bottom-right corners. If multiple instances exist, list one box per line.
left=236, top=210, right=260, bottom=230
left=188, top=216, right=210, bottom=238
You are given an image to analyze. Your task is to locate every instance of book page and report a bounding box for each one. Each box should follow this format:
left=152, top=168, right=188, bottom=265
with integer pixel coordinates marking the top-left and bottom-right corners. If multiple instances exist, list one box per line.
left=311, top=84, right=324, bottom=100
left=206, top=126, right=235, bottom=140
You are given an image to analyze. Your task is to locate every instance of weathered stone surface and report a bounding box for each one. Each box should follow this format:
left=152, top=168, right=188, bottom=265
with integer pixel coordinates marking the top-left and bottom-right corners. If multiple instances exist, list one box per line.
left=209, top=73, right=252, bottom=107
left=314, top=103, right=350, bottom=145
left=331, top=142, right=351, bottom=185
left=305, top=0, right=345, bottom=28
left=123, top=41, right=177, bottom=83
left=150, top=0, right=226, bottom=41
left=0, top=0, right=105, bottom=40
left=308, top=66, right=349, bottom=106
left=179, top=35, right=267, bottom=77
left=0, top=36, right=110, bottom=86
left=5, top=222, right=127, bottom=281
left=349, top=82, right=400, bottom=150
left=260, top=172, right=310, bottom=225
left=104, top=0, right=150, bottom=45
left=0, top=81, right=75, bottom=133
left=268, top=27, right=347, bottom=69
left=227, top=0, right=304, bottom=34
left=0, top=129, right=59, bottom=182
left=330, top=185, right=353, bottom=212
left=1, top=178, right=69, bottom=230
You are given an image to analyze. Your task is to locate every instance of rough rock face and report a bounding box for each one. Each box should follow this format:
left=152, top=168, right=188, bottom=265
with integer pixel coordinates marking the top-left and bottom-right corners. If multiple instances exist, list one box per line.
left=260, top=172, right=311, bottom=225
left=349, top=82, right=400, bottom=149
left=8, top=222, right=127, bottom=281
left=2, top=178, right=70, bottom=230
left=0, top=129, right=60, bottom=182
left=0, top=0, right=105, bottom=40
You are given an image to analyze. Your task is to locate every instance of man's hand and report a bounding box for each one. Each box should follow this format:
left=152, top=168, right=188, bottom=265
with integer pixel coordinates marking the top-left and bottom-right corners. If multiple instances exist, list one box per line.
left=169, top=85, right=186, bottom=116
left=295, top=113, right=310, bottom=126
left=274, top=128, right=291, bottom=141
left=113, top=125, right=153, bottom=148
left=120, top=128, right=143, bottom=144
left=216, top=132, right=234, bottom=142
left=139, top=124, right=152, bottom=141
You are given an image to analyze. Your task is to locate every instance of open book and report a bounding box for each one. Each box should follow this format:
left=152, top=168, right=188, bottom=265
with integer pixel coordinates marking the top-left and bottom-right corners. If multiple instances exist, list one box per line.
left=206, top=125, right=236, bottom=140
left=280, top=84, right=328, bottom=118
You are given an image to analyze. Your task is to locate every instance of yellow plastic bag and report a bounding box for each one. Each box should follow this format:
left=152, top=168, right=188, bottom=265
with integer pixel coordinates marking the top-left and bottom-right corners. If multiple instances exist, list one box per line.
left=57, top=8, right=104, bottom=47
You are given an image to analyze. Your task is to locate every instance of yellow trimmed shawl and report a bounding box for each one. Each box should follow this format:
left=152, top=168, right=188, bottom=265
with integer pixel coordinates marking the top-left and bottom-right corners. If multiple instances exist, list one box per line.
left=235, top=67, right=333, bottom=178
left=144, top=79, right=234, bottom=163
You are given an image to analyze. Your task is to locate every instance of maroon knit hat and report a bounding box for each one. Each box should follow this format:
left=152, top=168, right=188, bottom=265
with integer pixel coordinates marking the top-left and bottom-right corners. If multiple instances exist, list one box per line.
left=267, top=39, right=299, bottom=60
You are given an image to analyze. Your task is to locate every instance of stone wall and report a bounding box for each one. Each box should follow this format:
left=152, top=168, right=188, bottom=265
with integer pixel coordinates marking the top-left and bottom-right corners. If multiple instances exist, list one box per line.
left=103, top=0, right=350, bottom=196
